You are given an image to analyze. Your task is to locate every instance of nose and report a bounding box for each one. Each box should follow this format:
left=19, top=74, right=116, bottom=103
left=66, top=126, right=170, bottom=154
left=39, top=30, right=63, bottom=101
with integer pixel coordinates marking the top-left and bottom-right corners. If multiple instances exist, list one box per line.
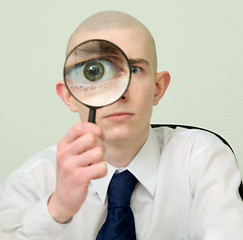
left=120, top=86, right=129, bottom=101
left=117, top=74, right=132, bottom=102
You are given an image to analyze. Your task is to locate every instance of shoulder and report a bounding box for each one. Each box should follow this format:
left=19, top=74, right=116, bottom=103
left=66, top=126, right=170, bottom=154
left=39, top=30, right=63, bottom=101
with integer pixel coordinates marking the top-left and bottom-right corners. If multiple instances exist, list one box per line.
left=2, top=145, right=57, bottom=188
left=17, top=145, right=57, bottom=174
left=152, top=125, right=230, bottom=151
left=0, top=145, right=58, bottom=199
left=153, top=125, right=237, bottom=173
left=152, top=125, right=235, bottom=165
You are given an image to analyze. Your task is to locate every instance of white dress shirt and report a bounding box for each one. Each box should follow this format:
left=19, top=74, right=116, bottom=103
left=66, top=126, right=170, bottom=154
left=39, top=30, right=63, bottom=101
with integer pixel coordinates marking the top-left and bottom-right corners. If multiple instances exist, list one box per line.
left=0, top=126, right=243, bottom=240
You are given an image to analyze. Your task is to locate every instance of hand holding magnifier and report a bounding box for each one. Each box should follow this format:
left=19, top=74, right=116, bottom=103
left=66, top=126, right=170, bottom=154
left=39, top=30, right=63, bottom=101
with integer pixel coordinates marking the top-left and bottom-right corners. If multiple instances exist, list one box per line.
left=64, top=40, right=131, bottom=123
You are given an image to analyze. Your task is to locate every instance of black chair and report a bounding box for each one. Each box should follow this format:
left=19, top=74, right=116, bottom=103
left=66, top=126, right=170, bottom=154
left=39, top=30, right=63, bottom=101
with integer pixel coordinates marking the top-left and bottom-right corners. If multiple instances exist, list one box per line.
left=151, top=124, right=243, bottom=200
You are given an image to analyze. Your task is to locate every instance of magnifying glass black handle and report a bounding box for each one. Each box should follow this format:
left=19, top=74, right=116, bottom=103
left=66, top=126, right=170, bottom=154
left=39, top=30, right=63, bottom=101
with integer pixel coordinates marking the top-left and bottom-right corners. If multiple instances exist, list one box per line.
left=88, top=107, right=96, bottom=123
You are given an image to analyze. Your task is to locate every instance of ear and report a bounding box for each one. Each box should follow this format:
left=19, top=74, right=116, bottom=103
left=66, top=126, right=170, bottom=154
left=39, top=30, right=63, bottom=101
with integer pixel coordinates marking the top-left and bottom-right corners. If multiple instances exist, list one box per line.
left=153, top=71, right=171, bottom=106
left=56, top=81, right=78, bottom=112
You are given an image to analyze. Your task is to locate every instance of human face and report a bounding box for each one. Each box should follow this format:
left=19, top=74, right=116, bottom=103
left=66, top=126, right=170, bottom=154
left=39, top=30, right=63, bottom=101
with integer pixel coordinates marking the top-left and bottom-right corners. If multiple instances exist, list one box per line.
left=70, top=27, right=159, bottom=145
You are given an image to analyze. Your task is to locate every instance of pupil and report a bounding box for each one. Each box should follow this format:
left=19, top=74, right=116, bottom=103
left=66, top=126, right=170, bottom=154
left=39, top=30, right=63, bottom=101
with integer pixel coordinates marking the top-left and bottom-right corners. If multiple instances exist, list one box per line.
left=83, top=61, right=104, bottom=82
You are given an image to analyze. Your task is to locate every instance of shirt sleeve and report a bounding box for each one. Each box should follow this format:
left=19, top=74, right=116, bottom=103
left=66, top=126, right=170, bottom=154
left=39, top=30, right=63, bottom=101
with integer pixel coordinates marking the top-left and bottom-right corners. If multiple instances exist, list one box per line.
left=188, top=131, right=243, bottom=240
left=0, top=147, right=70, bottom=240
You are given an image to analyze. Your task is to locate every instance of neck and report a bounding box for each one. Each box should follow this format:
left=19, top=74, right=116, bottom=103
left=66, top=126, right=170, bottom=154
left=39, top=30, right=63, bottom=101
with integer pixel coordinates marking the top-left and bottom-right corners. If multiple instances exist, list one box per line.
left=104, top=126, right=150, bottom=168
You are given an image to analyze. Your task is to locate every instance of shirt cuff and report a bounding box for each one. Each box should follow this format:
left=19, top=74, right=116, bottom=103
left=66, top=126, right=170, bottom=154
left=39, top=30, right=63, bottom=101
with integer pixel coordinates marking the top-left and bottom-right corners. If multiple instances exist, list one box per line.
left=23, top=194, right=70, bottom=239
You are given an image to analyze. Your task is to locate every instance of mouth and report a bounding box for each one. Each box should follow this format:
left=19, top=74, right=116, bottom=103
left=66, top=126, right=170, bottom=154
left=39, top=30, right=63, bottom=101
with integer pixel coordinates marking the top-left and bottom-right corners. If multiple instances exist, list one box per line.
left=105, top=112, right=133, bottom=122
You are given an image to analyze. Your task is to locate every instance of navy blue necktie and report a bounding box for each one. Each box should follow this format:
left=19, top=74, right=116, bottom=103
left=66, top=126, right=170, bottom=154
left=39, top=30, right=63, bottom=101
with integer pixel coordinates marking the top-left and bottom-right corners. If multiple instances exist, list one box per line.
left=96, top=170, right=138, bottom=240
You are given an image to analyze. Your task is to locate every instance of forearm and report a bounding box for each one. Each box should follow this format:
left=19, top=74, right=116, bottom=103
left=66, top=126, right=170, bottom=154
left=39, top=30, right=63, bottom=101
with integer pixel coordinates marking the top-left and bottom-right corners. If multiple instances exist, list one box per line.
left=0, top=194, right=69, bottom=240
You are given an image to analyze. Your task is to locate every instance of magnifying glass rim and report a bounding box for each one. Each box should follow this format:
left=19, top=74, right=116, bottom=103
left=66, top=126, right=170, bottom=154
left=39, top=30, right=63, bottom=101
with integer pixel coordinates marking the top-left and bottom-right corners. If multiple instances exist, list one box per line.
left=63, top=39, right=131, bottom=109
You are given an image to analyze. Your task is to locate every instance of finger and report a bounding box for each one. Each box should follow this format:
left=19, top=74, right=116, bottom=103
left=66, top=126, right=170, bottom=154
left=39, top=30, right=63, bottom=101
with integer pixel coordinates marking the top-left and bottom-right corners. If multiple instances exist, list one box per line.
left=60, top=123, right=104, bottom=146
left=85, top=161, right=107, bottom=180
left=73, top=147, right=105, bottom=167
left=70, top=132, right=105, bottom=155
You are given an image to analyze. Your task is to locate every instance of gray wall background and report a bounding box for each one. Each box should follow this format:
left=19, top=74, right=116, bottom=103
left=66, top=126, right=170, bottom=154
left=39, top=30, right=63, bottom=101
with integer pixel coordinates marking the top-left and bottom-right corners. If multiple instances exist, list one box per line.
left=0, top=0, right=242, bottom=182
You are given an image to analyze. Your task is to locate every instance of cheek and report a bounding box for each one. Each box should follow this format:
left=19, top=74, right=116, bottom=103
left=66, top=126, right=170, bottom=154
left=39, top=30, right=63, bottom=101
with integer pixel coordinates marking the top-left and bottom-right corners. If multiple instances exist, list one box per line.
left=138, top=80, right=156, bottom=106
left=77, top=104, right=90, bottom=122
left=136, top=82, right=154, bottom=125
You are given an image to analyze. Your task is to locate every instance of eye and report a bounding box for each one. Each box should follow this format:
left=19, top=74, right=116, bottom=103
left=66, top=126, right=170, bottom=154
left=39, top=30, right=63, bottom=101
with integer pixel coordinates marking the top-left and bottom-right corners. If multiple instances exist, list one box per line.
left=67, top=58, right=118, bottom=84
left=83, top=61, right=104, bottom=82
left=131, top=66, right=142, bottom=74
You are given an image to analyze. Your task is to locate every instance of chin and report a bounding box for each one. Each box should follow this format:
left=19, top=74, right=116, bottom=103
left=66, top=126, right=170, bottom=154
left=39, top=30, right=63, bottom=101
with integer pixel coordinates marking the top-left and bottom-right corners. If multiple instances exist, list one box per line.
left=106, top=123, right=149, bottom=146
left=104, top=124, right=135, bottom=143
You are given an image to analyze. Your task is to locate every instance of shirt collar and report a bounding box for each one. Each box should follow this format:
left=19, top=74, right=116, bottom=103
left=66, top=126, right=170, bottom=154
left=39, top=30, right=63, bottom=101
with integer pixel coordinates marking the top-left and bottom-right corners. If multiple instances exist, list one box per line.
left=91, top=127, right=161, bottom=203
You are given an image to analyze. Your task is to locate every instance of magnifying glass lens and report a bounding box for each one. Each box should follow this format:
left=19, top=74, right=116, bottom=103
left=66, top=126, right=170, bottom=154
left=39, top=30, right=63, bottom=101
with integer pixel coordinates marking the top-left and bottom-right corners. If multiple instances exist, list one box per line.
left=64, top=40, right=131, bottom=109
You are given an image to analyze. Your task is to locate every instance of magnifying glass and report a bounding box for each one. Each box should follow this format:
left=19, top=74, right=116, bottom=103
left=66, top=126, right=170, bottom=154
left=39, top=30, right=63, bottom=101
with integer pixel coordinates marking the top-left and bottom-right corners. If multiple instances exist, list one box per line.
left=63, top=39, right=131, bottom=123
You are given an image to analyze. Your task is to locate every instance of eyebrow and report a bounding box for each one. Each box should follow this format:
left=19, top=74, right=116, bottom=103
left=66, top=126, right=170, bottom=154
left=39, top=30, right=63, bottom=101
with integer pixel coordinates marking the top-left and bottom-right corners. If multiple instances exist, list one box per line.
left=128, top=58, right=150, bottom=67
left=73, top=41, right=121, bottom=57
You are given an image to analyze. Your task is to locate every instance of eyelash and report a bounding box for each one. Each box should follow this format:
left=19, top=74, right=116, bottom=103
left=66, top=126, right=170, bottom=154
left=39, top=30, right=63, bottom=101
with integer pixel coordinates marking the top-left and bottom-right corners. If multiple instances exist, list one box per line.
left=75, top=57, right=112, bottom=69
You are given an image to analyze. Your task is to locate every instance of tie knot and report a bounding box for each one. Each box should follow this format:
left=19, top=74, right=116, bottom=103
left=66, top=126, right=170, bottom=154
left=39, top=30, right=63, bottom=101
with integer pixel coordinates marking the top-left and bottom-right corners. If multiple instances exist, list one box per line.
left=107, top=170, right=138, bottom=209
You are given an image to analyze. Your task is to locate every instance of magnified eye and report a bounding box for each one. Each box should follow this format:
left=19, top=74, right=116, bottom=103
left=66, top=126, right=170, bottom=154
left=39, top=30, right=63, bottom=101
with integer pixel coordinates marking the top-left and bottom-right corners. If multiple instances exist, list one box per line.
left=67, top=58, right=118, bottom=84
left=64, top=40, right=131, bottom=108
left=84, top=61, right=104, bottom=82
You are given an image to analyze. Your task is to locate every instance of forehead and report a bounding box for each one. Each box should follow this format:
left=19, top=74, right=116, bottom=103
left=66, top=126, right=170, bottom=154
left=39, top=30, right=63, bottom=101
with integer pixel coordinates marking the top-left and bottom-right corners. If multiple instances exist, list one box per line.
left=67, top=27, right=154, bottom=63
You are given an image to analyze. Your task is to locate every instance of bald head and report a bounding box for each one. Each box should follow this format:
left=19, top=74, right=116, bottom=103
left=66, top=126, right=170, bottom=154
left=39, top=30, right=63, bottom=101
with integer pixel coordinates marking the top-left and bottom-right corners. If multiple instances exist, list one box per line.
left=66, top=11, right=157, bottom=71
left=76, top=11, right=144, bottom=31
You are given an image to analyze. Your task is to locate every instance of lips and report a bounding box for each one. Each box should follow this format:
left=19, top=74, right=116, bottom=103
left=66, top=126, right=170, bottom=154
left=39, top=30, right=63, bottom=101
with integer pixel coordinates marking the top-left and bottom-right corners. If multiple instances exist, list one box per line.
left=105, top=112, right=133, bottom=122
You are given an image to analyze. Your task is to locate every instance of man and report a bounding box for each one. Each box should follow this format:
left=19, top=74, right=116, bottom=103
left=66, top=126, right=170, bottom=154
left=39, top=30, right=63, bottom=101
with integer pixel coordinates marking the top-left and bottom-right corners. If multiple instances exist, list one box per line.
left=0, top=11, right=243, bottom=240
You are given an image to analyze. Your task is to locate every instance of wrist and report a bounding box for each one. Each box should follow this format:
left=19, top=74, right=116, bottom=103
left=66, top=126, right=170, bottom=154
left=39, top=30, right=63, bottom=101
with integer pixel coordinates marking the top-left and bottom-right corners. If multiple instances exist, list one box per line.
left=47, top=193, right=73, bottom=224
